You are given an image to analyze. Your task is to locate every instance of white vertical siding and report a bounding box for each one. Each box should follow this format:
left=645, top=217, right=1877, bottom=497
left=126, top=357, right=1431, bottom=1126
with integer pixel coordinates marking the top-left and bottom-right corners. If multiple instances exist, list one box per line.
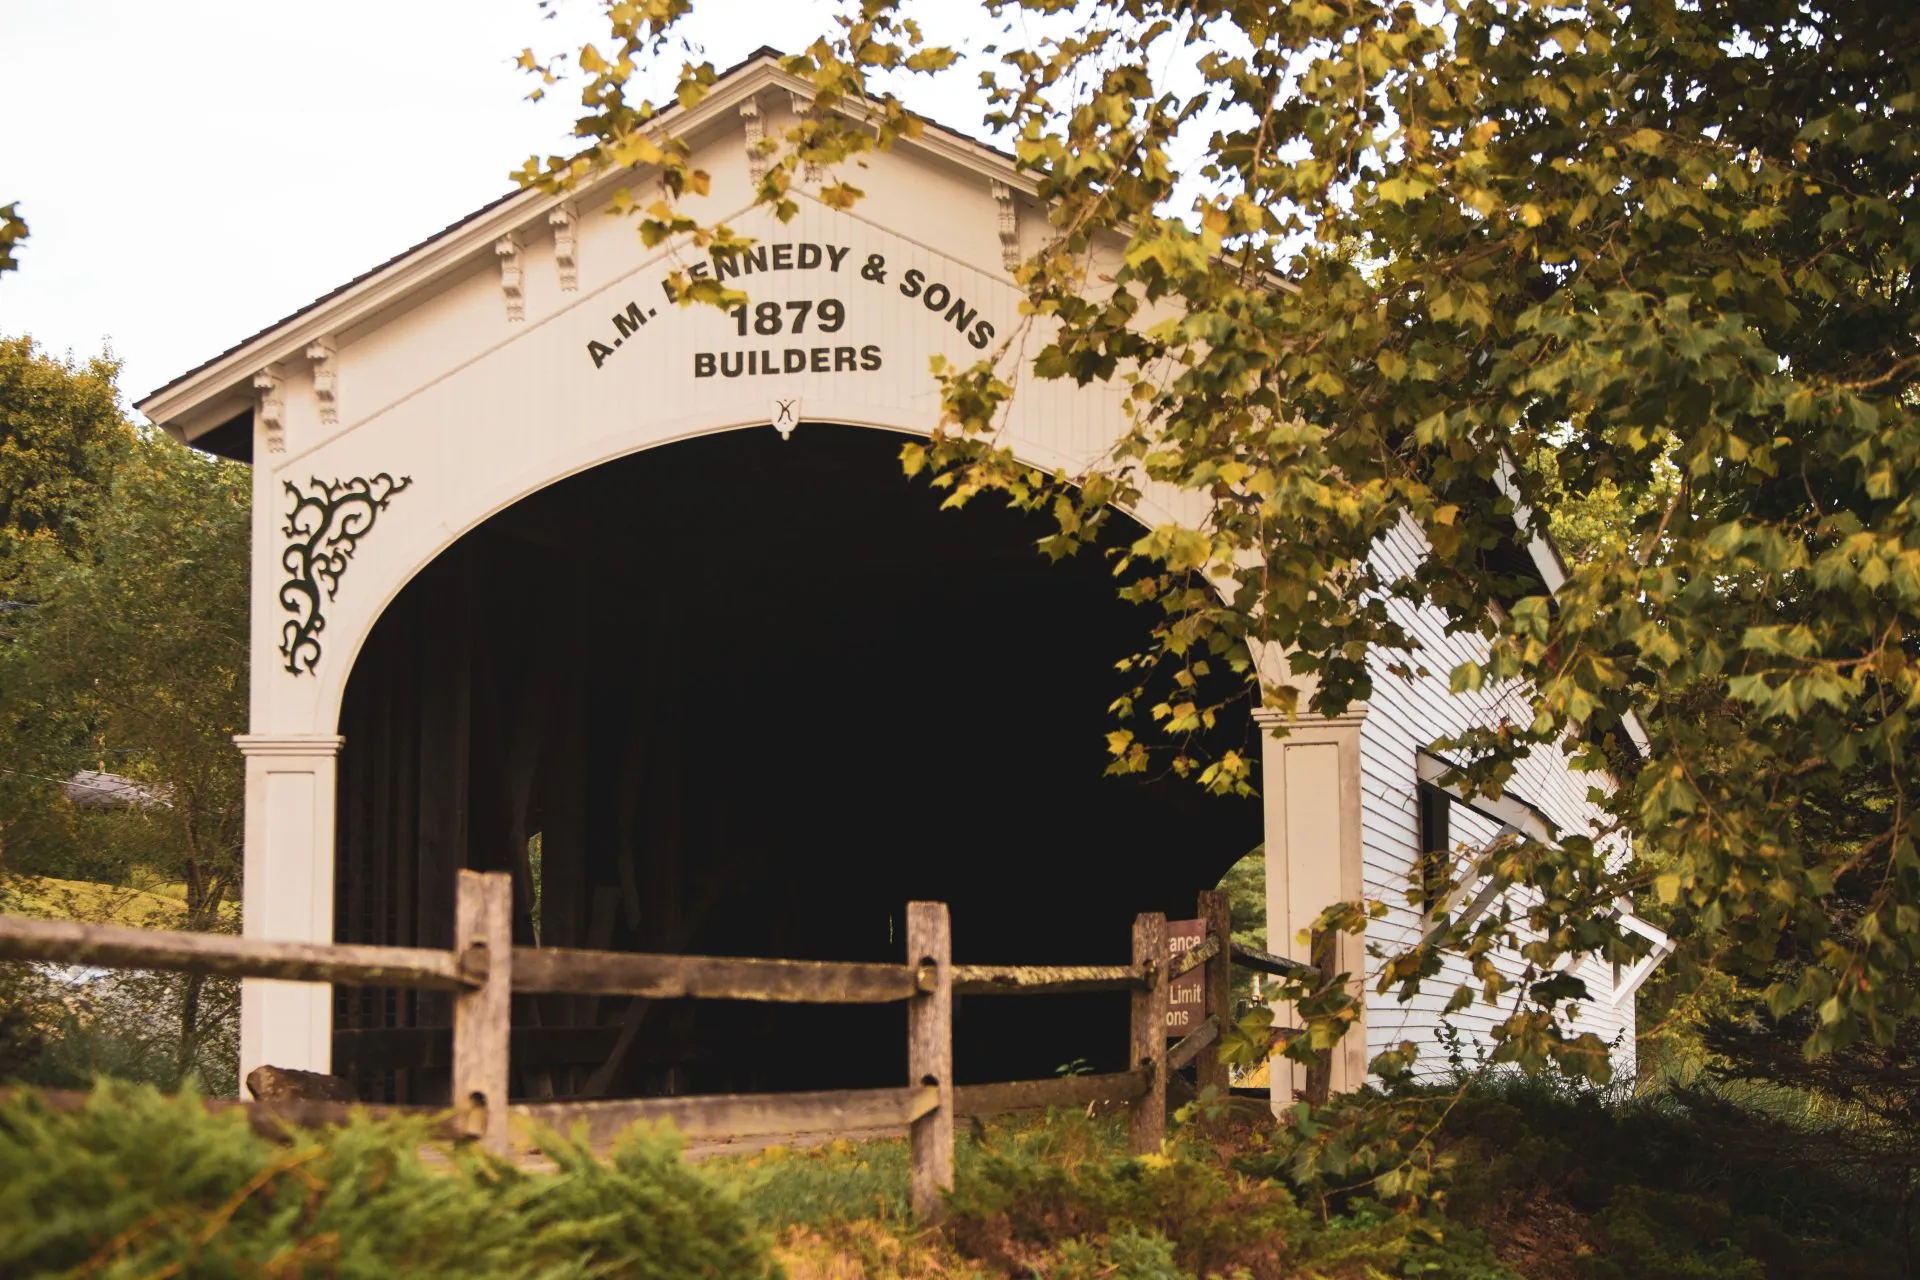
left=1357, top=519, right=1636, bottom=1080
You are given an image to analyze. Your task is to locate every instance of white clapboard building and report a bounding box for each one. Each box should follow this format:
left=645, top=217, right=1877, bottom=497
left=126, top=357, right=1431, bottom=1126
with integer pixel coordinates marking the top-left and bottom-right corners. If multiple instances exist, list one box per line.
left=137, top=49, right=1662, bottom=1106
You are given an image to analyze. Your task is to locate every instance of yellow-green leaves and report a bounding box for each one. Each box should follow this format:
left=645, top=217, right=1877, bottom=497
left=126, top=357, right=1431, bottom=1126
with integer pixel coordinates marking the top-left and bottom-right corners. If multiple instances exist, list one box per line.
left=0, top=201, right=24, bottom=278
left=540, top=0, right=1920, bottom=1074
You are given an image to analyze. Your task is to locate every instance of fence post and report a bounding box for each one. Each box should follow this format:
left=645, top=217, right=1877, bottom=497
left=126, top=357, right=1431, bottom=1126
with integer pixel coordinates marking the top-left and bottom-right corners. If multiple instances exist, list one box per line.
left=452, top=870, right=513, bottom=1154
left=906, top=901, right=953, bottom=1221
left=1197, top=889, right=1232, bottom=1102
left=1301, top=927, right=1336, bottom=1108
left=1128, top=911, right=1168, bottom=1155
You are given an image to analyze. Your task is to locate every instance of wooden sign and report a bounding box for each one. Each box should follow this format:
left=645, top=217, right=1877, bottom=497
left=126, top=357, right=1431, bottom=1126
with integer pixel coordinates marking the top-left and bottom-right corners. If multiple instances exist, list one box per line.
left=1165, top=917, right=1206, bottom=1033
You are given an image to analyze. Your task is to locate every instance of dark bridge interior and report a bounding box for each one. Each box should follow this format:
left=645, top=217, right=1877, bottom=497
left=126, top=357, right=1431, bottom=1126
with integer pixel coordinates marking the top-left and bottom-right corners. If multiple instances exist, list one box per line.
left=333, top=424, right=1259, bottom=1104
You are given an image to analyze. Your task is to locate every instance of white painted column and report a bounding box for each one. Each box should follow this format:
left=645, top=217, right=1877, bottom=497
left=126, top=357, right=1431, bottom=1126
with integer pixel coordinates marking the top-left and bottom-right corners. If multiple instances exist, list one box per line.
left=233, top=732, right=344, bottom=1084
left=1257, top=707, right=1368, bottom=1108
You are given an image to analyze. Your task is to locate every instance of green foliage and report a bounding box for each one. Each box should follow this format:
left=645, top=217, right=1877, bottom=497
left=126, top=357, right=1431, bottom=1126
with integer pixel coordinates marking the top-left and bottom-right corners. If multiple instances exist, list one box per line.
left=0, top=963, right=239, bottom=1096
left=1215, top=846, right=1268, bottom=1016
left=1583, top=1188, right=1767, bottom=1280
left=532, top=0, right=1920, bottom=1077
left=714, top=1108, right=1510, bottom=1278
left=947, top=1138, right=1296, bottom=1276
left=2, top=424, right=251, bottom=908
left=0, top=203, right=23, bottom=278
left=942, top=1109, right=1507, bottom=1279
left=0, top=1080, right=779, bottom=1279
left=0, top=338, right=249, bottom=1086
left=1245, top=1074, right=1911, bottom=1277
left=715, top=1134, right=917, bottom=1228
left=0, top=336, right=128, bottom=567
left=721, top=1095, right=1904, bottom=1276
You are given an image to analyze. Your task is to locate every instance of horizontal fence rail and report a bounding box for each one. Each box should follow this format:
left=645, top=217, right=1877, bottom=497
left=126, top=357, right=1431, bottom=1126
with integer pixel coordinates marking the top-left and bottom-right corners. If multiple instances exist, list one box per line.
left=0, top=917, right=1156, bottom=1006
left=1228, top=939, right=1318, bottom=981
left=511, top=947, right=924, bottom=1003
left=1168, top=933, right=1219, bottom=980
left=518, top=1083, right=943, bottom=1150
left=0, top=874, right=1334, bottom=1220
left=950, top=963, right=1145, bottom=995
left=0, top=915, right=480, bottom=991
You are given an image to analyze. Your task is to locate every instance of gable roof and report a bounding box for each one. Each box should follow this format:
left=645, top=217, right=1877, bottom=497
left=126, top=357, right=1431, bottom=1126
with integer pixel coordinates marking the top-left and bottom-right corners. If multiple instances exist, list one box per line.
left=135, top=46, right=1034, bottom=449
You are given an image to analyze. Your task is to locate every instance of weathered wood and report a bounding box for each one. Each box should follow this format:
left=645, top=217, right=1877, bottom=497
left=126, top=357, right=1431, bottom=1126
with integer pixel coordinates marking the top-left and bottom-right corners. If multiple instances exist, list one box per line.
left=452, top=871, right=513, bottom=1153
left=1166, top=933, right=1219, bottom=981
left=1229, top=940, right=1318, bottom=981
left=512, top=946, right=919, bottom=1004
left=1167, top=1015, right=1219, bottom=1072
left=954, top=1070, right=1146, bottom=1118
left=950, top=964, right=1146, bottom=995
left=906, top=901, right=954, bottom=1222
left=1301, top=928, right=1337, bottom=1108
left=0, top=914, right=476, bottom=990
left=1197, top=889, right=1232, bottom=1098
left=246, top=1065, right=355, bottom=1104
left=1128, top=912, right=1168, bottom=1156
left=510, top=1084, right=938, bottom=1151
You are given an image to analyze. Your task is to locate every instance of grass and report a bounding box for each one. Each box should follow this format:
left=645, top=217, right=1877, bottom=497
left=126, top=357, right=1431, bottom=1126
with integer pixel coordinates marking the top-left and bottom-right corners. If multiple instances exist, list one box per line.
left=705, top=1110, right=1130, bottom=1232
left=705, top=1106, right=1516, bottom=1279
left=703, top=1077, right=1913, bottom=1279
left=2, top=1064, right=1908, bottom=1276
left=6, top=875, right=238, bottom=928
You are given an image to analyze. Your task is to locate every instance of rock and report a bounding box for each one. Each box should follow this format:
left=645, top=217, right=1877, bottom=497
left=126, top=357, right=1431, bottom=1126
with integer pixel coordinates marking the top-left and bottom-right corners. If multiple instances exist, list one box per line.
left=245, top=1064, right=355, bottom=1104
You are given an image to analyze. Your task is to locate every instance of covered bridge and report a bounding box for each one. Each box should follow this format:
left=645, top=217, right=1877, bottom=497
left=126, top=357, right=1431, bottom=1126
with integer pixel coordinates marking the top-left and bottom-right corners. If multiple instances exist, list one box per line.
left=137, top=50, right=1654, bottom=1108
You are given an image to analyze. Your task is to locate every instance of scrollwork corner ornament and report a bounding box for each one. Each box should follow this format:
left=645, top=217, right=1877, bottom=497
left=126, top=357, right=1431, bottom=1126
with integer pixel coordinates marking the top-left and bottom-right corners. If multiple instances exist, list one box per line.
left=279, top=473, right=412, bottom=675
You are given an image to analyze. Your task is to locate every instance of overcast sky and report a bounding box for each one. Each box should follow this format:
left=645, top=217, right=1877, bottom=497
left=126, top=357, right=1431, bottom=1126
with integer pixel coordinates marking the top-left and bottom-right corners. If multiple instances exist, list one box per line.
left=0, top=1, right=1002, bottom=414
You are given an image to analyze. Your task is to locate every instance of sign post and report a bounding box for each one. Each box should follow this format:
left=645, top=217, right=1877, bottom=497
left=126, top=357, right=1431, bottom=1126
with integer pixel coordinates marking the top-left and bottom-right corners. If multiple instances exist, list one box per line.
left=1165, top=918, right=1206, bottom=1034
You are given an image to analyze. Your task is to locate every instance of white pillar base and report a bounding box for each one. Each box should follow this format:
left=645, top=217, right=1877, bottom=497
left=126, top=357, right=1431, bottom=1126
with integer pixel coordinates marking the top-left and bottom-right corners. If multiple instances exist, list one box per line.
left=234, top=733, right=344, bottom=1089
left=1257, top=707, right=1368, bottom=1110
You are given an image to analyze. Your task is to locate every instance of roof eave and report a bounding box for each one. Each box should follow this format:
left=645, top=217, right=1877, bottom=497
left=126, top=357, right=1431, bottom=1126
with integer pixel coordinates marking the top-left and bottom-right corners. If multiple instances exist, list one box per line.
left=135, top=50, right=1036, bottom=440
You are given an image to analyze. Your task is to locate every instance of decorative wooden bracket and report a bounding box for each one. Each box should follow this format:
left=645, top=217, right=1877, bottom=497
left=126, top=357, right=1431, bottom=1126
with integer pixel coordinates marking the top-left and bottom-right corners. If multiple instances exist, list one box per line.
left=253, top=366, right=285, bottom=453
left=495, top=235, right=524, bottom=321
left=279, top=473, right=412, bottom=674
left=991, top=181, right=1020, bottom=272
left=549, top=204, right=578, bottom=291
left=306, top=339, right=337, bottom=427
left=789, top=91, right=821, bottom=183
left=741, top=98, right=769, bottom=185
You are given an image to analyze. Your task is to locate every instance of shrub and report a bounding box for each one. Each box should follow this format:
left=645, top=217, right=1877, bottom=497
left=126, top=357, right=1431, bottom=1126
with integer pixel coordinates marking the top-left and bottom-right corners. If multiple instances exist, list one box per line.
left=1439, top=1076, right=1909, bottom=1277
left=1246, top=1073, right=1908, bottom=1278
left=0, top=1080, right=778, bottom=1279
left=708, top=1107, right=1514, bottom=1278
left=938, top=1107, right=1510, bottom=1279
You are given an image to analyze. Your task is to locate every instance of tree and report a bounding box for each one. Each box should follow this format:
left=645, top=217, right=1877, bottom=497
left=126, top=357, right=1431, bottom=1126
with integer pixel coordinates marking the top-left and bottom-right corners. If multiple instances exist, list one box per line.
left=0, top=338, right=135, bottom=873
left=523, top=1, right=1919, bottom=1078
left=0, top=336, right=128, bottom=578
left=0, top=337, right=249, bottom=1087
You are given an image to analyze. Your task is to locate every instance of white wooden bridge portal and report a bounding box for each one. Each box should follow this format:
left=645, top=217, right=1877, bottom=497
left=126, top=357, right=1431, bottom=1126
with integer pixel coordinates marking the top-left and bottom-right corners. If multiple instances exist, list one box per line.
left=137, top=50, right=1651, bottom=1108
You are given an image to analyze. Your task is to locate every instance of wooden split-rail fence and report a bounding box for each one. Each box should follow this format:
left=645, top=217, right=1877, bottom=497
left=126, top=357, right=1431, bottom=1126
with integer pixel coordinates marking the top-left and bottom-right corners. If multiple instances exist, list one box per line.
left=0, top=871, right=1331, bottom=1220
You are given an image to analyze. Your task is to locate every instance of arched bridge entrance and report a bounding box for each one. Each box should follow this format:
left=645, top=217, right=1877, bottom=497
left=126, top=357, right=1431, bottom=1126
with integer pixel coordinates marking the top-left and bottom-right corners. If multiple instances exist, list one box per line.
left=332, top=425, right=1259, bottom=1102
